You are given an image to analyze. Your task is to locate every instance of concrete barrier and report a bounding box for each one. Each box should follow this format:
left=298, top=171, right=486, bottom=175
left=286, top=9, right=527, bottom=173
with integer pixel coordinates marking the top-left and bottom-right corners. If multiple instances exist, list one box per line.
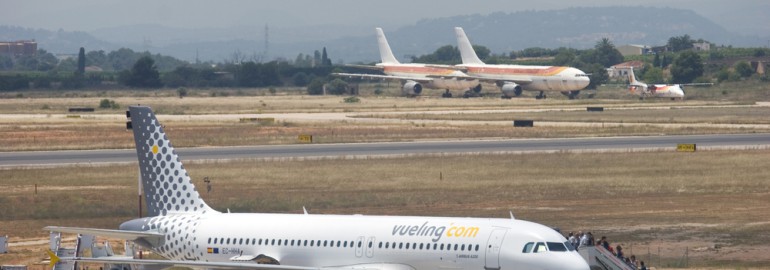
left=68, top=107, right=95, bottom=112
left=587, top=107, right=604, bottom=112
left=513, top=120, right=534, bottom=127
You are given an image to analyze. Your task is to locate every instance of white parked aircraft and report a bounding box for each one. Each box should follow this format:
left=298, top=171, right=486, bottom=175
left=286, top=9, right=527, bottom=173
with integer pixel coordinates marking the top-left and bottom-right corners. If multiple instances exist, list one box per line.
left=453, top=27, right=590, bottom=99
left=46, top=106, right=589, bottom=270
left=625, top=68, right=709, bottom=100
left=333, top=28, right=481, bottom=97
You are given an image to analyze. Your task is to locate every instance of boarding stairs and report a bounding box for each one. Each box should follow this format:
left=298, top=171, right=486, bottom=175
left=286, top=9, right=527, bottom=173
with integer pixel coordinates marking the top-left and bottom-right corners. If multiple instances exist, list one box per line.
left=578, top=246, right=635, bottom=270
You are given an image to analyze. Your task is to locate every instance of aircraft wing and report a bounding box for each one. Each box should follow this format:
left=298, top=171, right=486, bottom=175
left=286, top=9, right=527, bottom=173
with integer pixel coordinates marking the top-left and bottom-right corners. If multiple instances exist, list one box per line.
left=332, top=73, right=433, bottom=83
left=343, top=64, right=384, bottom=71
left=44, top=226, right=163, bottom=241
left=679, top=83, right=714, bottom=86
left=468, top=76, right=534, bottom=85
left=49, top=251, right=413, bottom=270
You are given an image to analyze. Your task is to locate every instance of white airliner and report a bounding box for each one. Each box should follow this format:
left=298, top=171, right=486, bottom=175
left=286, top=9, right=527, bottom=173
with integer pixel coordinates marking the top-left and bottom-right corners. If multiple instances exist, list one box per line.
left=453, top=27, right=590, bottom=99
left=46, top=106, right=590, bottom=270
left=625, top=68, right=708, bottom=100
left=333, top=28, right=482, bottom=97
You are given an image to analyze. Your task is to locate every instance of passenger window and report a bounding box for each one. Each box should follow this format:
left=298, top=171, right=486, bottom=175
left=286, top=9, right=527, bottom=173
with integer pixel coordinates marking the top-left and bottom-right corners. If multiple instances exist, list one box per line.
left=239, top=239, right=243, bottom=245
left=433, top=243, right=438, bottom=250
left=475, top=244, right=480, bottom=251
left=338, top=241, right=342, bottom=247
left=419, top=243, right=423, bottom=250
left=220, top=238, right=224, bottom=244
left=461, top=244, right=465, bottom=251
left=398, top=243, right=403, bottom=249
left=534, top=242, right=547, bottom=253
left=323, top=240, right=328, bottom=247
left=213, top=238, right=217, bottom=244
left=271, top=239, right=275, bottom=245
left=207, top=238, right=211, bottom=244
left=522, top=242, right=534, bottom=253
left=385, top=242, right=389, bottom=249
left=304, top=240, right=308, bottom=246
left=358, top=241, right=362, bottom=248
left=454, top=244, right=458, bottom=251
left=226, top=238, right=231, bottom=245
left=440, top=243, right=444, bottom=250
left=310, top=240, right=314, bottom=247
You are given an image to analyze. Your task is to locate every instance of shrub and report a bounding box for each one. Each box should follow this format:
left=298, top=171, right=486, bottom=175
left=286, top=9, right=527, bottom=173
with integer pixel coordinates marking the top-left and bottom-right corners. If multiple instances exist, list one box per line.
left=99, top=99, right=119, bottom=109
left=307, top=78, right=326, bottom=95
left=343, top=96, right=360, bottom=103
left=177, top=87, right=188, bottom=98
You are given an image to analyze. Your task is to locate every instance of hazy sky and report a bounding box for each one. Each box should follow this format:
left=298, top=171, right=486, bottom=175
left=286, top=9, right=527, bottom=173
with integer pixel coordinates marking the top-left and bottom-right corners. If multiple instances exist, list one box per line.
left=2, top=0, right=768, bottom=36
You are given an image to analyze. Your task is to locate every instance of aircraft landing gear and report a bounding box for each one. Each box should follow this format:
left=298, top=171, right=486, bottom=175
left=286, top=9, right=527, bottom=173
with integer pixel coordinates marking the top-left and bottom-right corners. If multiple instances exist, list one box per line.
left=535, top=91, right=547, bottom=99
left=442, top=89, right=452, bottom=98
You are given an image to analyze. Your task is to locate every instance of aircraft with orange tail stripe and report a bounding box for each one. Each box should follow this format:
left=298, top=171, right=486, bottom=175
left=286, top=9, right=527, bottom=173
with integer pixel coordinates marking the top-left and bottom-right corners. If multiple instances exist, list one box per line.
left=453, top=27, right=590, bottom=99
left=333, top=28, right=481, bottom=97
left=626, top=68, right=710, bottom=100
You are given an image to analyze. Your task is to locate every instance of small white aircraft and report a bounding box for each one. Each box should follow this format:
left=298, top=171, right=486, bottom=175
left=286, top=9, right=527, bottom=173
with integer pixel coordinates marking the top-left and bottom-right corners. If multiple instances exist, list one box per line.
left=626, top=68, right=710, bottom=100
left=46, top=106, right=590, bottom=270
left=333, top=28, right=481, bottom=97
left=453, top=27, right=590, bottom=99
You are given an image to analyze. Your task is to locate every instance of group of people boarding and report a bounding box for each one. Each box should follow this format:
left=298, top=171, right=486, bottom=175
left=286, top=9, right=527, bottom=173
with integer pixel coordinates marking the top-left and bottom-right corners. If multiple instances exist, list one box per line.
left=566, top=231, right=648, bottom=270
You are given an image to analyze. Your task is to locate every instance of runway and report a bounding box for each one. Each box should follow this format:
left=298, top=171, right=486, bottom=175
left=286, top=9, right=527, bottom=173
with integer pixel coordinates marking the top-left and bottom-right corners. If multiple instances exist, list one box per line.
left=2, top=133, right=769, bottom=167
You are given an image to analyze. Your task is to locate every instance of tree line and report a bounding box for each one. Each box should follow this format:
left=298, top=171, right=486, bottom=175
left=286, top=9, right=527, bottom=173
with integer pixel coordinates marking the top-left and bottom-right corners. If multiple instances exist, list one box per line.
left=1, top=36, right=767, bottom=92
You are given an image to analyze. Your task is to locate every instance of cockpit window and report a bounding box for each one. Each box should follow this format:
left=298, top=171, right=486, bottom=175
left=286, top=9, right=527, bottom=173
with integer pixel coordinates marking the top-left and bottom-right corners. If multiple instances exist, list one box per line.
left=533, top=242, right=547, bottom=253
left=564, top=241, right=576, bottom=251
left=522, top=242, right=534, bottom=253
left=547, top=242, right=567, bottom=252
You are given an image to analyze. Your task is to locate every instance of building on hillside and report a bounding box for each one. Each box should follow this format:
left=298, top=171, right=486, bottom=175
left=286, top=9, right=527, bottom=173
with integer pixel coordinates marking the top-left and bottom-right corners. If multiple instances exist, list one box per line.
left=607, top=61, right=645, bottom=78
left=650, top=45, right=670, bottom=54
left=617, top=44, right=652, bottom=56
left=693, top=42, right=710, bottom=51
left=0, top=40, right=37, bottom=57
left=85, top=66, right=104, bottom=72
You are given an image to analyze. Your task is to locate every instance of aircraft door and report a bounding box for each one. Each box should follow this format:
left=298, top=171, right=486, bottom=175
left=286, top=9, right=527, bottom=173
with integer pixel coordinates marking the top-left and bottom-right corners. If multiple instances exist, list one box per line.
left=355, top=236, right=364, bottom=257
left=365, top=237, right=376, bottom=258
left=484, top=229, right=507, bottom=270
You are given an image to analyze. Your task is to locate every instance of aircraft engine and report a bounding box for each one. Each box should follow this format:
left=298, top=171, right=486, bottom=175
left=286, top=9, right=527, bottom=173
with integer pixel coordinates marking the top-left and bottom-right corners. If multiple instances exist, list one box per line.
left=501, top=83, right=522, bottom=98
left=402, top=80, right=423, bottom=96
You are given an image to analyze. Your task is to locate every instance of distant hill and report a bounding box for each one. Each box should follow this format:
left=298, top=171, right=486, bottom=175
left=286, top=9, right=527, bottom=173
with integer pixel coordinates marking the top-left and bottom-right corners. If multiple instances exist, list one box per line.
left=327, top=6, right=764, bottom=63
left=2, top=6, right=767, bottom=63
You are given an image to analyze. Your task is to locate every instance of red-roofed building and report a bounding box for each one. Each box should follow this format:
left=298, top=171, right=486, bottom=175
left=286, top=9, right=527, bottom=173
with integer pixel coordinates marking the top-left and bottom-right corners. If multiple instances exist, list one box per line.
left=607, top=61, right=645, bottom=78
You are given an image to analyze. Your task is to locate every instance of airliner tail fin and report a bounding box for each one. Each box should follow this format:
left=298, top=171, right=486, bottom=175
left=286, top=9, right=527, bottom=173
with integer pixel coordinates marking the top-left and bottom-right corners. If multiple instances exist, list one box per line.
left=454, top=27, right=484, bottom=65
left=127, top=106, right=217, bottom=216
left=627, top=68, right=638, bottom=84
left=376, top=28, right=400, bottom=64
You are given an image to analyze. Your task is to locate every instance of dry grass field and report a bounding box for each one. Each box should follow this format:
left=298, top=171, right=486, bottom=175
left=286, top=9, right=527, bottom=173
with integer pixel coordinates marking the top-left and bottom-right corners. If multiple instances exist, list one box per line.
left=2, top=90, right=770, bottom=269
left=361, top=106, right=770, bottom=125
left=1, top=94, right=768, bottom=151
left=1, top=150, right=769, bottom=268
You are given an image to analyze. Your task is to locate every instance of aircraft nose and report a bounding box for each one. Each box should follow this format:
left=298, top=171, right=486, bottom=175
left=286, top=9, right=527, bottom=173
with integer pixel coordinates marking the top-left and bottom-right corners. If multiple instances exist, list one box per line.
left=572, top=68, right=590, bottom=89
left=550, top=252, right=590, bottom=270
